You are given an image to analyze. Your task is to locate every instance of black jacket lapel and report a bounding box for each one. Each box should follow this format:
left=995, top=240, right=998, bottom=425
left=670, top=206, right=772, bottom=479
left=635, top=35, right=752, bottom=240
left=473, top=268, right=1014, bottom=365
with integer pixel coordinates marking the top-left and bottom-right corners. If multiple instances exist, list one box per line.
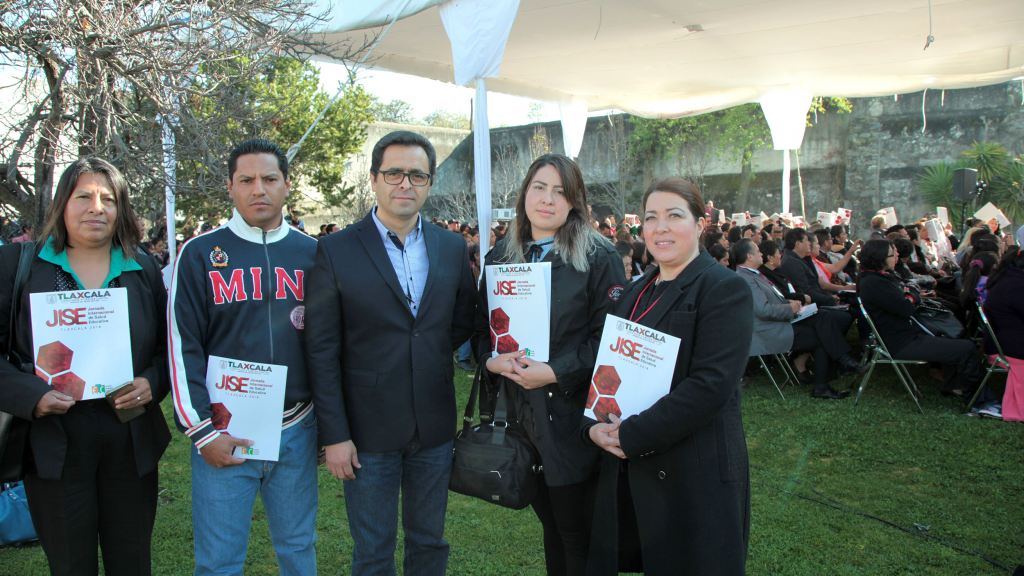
left=355, top=212, right=412, bottom=315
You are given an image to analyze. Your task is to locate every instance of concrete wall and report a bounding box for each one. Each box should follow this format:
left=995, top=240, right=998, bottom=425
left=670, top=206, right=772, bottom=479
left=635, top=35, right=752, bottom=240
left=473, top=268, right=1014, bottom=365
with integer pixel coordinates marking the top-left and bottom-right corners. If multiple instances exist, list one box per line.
left=300, top=122, right=469, bottom=231
left=308, top=81, right=1024, bottom=234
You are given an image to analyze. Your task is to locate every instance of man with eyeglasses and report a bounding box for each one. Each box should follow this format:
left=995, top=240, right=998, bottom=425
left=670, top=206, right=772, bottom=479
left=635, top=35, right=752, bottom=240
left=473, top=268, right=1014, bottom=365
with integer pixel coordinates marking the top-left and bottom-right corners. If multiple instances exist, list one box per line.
left=305, top=130, right=476, bottom=575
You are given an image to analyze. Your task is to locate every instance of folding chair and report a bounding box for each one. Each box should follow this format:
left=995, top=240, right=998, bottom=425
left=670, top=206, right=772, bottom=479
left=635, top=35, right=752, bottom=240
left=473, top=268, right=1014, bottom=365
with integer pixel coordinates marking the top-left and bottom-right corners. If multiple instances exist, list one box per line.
left=963, top=302, right=1011, bottom=412
left=855, top=298, right=926, bottom=414
left=755, top=354, right=791, bottom=400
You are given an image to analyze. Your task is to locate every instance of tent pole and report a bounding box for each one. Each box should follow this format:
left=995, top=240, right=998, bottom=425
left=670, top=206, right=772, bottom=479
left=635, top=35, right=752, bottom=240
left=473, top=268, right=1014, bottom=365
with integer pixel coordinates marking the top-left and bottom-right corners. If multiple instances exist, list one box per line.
left=162, top=117, right=176, bottom=258
left=781, top=150, right=791, bottom=214
left=796, top=149, right=805, bottom=219
left=473, top=79, right=491, bottom=272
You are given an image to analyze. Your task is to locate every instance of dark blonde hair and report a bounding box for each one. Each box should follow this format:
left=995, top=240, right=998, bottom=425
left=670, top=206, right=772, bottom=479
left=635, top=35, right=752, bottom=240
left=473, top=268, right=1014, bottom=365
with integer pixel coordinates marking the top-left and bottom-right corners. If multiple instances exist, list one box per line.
left=39, top=158, right=141, bottom=257
left=499, top=154, right=604, bottom=273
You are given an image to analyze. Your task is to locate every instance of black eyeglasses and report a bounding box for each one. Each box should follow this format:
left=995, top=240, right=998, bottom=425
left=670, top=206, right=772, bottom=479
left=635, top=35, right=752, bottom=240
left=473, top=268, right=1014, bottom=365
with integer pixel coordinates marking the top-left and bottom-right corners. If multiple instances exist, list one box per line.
left=378, top=170, right=432, bottom=187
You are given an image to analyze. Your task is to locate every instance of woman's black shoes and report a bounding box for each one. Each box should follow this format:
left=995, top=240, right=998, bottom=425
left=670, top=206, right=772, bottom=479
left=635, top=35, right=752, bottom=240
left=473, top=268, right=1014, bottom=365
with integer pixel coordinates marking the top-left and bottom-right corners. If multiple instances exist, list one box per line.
left=812, top=386, right=850, bottom=400
left=788, top=357, right=813, bottom=384
left=837, top=354, right=870, bottom=376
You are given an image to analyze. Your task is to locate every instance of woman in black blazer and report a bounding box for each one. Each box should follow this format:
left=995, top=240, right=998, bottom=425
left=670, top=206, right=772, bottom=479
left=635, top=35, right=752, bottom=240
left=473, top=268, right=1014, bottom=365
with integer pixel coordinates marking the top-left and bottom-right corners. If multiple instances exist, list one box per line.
left=473, top=154, right=626, bottom=576
left=583, top=178, right=754, bottom=576
left=0, top=158, right=170, bottom=575
left=857, top=239, right=984, bottom=401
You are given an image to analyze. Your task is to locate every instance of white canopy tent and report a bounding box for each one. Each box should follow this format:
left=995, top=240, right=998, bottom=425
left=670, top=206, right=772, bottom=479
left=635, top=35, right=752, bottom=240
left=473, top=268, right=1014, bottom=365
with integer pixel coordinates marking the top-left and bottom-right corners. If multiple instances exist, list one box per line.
left=307, top=0, right=1024, bottom=235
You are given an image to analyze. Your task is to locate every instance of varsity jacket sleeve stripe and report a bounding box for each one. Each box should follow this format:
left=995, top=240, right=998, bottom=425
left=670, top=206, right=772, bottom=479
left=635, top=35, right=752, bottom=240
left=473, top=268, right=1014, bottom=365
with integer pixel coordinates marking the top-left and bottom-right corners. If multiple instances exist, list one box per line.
left=168, top=237, right=220, bottom=449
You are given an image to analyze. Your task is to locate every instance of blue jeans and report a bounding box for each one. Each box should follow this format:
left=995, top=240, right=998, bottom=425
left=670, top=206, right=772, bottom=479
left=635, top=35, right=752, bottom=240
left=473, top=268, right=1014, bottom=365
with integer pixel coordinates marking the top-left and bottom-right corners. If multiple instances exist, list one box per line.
left=343, top=434, right=453, bottom=576
left=458, top=339, right=472, bottom=362
left=190, top=414, right=319, bottom=576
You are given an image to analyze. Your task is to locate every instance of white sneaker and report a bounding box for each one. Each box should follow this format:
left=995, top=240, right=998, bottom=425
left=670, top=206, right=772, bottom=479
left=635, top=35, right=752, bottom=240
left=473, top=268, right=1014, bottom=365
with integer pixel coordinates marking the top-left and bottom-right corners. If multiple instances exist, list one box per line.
left=977, top=407, right=1003, bottom=419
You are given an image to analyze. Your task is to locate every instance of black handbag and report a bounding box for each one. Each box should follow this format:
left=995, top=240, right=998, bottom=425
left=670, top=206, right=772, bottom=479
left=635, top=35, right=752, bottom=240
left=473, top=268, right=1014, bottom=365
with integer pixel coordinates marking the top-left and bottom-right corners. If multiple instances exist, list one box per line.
left=0, top=242, right=35, bottom=483
left=912, top=299, right=965, bottom=339
left=449, top=366, right=539, bottom=510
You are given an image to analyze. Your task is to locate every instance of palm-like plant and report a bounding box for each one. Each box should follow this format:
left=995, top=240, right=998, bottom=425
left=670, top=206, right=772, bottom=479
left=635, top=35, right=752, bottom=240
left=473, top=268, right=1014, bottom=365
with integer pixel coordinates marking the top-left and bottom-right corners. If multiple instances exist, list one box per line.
left=916, top=142, right=1022, bottom=229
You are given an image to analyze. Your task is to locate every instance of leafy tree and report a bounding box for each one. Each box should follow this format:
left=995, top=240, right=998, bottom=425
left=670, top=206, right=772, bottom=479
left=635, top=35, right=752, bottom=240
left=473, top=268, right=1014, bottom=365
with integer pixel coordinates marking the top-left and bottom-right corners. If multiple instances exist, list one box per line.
left=527, top=102, right=546, bottom=123
left=421, top=110, right=470, bottom=130
left=171, top=58, right=373, bottom=235
left=0, top=0, right=364, bottom=229
left=916, top=142, right=1024, bottom=228
left=368, top=97, right=416, bottom=124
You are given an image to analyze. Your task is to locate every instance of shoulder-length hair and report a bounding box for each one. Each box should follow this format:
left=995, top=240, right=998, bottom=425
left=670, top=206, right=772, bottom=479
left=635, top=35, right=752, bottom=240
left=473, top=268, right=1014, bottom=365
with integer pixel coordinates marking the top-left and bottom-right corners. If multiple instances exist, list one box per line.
left=497, top=154, right=604, bottom=273
left=859, top=239, right=893, bottom=272
left=39, top=158, right=141, bottom=257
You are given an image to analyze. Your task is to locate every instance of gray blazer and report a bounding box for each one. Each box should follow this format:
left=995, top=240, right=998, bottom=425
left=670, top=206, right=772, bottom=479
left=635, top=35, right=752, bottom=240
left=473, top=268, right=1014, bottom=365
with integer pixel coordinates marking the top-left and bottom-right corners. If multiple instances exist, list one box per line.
left=737, top=266, right=795, bottom=356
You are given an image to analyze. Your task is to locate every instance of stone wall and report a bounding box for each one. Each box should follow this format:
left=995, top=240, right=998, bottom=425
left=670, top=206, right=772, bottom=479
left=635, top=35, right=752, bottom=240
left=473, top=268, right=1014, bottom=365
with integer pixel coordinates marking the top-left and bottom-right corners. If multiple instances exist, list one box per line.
left=311, top=82, right=1024, bottom=234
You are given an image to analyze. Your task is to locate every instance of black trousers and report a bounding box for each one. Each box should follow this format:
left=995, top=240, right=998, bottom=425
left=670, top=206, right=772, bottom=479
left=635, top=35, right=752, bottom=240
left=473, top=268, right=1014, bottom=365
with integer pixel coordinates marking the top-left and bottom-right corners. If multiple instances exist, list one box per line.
left=531, top=476, right=596, bottom=576
left=892, top=335, right=984, bottom=393
left=23, top=400, right=158, bottom=576
left=792, top=310, right=852, bottom=387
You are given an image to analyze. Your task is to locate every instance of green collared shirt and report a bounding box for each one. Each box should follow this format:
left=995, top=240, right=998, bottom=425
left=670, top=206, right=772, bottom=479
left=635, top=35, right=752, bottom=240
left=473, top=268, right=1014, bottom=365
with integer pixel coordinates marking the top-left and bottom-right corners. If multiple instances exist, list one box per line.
left=38, top=237, right=142, bottom=290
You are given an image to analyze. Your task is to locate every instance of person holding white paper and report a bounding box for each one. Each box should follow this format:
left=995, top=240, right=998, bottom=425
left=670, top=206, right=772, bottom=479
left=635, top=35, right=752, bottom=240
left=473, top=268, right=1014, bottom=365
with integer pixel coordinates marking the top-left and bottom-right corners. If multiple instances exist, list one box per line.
left=472, top=154, right=626, bottom=576
left=582, top=177, right=753, bottom=576
left=168, top=139, right=319, bottom=576
left=0, top=158, right=169, bottom=576
left=731, top=239, right=867, bottom=399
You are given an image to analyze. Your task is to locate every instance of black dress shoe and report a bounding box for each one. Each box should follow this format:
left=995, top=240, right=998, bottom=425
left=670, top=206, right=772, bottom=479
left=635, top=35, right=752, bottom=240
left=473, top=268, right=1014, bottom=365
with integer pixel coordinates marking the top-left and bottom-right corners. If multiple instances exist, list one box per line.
left=812, top=387, right=848, bottom=400
left=787, top=358, right=813, bottom=384
left=837, top=354, right=870, bottom=376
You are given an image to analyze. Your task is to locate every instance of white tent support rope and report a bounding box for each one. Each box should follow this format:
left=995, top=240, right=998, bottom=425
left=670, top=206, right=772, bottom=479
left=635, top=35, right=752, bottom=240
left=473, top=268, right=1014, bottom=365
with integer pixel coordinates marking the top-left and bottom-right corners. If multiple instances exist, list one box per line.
left=286, top=0, right=415, bottom=162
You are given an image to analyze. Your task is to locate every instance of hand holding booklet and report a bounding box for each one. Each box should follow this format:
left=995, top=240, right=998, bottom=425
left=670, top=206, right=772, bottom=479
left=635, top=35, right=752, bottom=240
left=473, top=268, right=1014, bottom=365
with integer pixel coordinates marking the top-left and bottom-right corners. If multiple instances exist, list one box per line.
left=584, top=315, right=681, bottom=422
left=485, top=262, right=551, bottom=361
left=791, top=303, right=818, bottom=323
left=205, top=356, right=288, bottom=461
left=30, top=287, right=133, bottom=400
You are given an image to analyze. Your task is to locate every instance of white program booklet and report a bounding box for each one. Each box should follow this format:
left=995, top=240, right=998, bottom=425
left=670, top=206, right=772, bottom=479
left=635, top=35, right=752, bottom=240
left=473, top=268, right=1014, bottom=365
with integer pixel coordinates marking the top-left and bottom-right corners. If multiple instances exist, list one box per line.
left=30, top=287, right=133, bottom=400
left=838, top=208, right=853, bottom=226
left=205, top=356, right=288, bottom=461
left=791, top=303, right=818, bottom=323
left=584, top=315, right=681, bottom=422
left=974, top=202, right=1010, bottom=230
left=936, top=207, right=949, bottom=228
left=485, top=262, right=551, bottom=361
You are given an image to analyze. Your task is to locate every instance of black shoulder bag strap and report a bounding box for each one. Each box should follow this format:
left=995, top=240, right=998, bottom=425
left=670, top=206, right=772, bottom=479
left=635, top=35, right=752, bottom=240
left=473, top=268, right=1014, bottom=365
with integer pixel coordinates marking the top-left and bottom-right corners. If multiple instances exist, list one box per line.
left=0, top=241, right=36, bottom=482
left=6, top=241, right=35, bottom=363
left=459, top=364, right=509, bottom=446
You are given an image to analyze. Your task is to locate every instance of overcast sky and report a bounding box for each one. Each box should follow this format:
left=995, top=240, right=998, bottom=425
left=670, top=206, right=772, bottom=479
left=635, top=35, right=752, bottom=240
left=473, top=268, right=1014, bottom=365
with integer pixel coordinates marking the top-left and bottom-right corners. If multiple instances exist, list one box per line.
left=312, top=59, right=561, bottom=128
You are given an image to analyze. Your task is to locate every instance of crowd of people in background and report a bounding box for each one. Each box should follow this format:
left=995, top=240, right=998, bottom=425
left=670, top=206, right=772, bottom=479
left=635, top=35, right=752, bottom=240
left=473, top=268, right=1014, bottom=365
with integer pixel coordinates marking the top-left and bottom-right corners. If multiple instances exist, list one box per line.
left=1, top=128, right=1021, bottom=576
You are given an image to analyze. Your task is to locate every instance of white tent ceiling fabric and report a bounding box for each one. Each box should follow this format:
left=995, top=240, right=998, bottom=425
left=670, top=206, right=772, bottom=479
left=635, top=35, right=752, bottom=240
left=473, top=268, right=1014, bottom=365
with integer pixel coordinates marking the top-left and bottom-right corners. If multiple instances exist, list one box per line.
left=316, top=0, right=1024, bottom=118
left=310, top=0, right=1024, bottom=216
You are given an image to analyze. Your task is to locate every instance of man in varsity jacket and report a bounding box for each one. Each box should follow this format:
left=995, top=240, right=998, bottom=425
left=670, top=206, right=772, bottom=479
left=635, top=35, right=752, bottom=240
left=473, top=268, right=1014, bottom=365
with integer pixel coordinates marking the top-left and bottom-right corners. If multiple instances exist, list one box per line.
left=169, top=139, right=319, bottom=576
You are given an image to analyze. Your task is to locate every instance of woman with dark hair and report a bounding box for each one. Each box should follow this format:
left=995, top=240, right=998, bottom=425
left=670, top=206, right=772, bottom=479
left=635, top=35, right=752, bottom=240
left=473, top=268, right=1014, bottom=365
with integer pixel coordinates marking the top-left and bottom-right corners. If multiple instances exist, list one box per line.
left=830, top=225, right=850, bottom=253
left=708, top=242, right=729, bottom=267
left=584, top=177, right=753, bottom=575
left=857, top=239, right=985, bottom=402
left=472, top=154, right=626, bottom=576
left=757, top=240, right=809, bottom=303
left=0, top=158, right=170, bottom=575
left=727, top=224, right=743, bottom=245
left=983, top=248, right=1024, bottom=421
left=960, top=251, right=999, bottom=308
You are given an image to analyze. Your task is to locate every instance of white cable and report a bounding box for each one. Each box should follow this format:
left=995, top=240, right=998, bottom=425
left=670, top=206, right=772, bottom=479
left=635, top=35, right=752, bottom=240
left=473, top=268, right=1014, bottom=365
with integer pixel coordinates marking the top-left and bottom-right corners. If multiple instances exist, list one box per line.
left=923, top=0, right=934, bottom=50
left=286, top=0, right=415, bottom=161
left=921, top=88, right=927, bottom=133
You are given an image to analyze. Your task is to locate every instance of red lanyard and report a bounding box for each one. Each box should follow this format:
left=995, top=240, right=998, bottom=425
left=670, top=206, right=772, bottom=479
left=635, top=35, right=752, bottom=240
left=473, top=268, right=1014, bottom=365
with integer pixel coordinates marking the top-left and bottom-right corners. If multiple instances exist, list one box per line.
left=629, top=274, right=663, bottom=322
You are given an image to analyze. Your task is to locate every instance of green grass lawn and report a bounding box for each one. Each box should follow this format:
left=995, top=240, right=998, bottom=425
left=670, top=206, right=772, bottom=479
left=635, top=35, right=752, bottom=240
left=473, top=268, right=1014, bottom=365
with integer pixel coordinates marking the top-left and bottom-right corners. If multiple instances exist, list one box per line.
left=3, top=359, right=1021, bottom=575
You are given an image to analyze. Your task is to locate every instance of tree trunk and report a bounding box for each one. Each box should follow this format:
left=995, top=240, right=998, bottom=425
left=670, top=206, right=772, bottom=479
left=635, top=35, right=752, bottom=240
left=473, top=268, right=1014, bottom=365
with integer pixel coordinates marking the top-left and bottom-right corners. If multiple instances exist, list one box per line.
left=33, top=57, right=66, bottom=226
left=736, top=145, right=753, bottom=211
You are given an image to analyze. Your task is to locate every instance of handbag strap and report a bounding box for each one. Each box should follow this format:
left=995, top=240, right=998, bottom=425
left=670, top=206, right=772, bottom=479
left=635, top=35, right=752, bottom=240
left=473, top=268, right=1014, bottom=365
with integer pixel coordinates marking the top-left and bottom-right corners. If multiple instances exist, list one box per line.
left=461, top=363, right=485, bottom=434
left=6, top=241, right=34, bottom=361
left=459, top=362, right=510, bottom=446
